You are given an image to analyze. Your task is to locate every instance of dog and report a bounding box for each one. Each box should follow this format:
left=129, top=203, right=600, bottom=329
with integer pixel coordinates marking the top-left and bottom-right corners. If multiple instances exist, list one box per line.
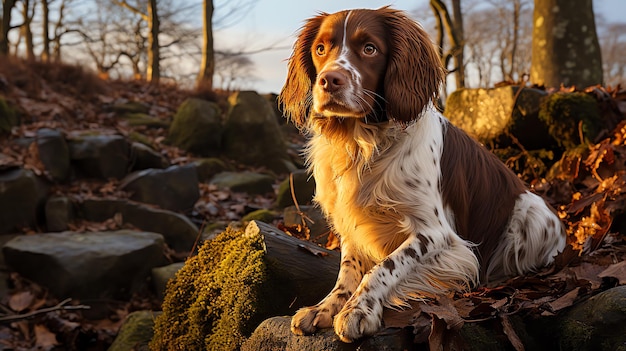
left=279, top=6, right=566, bottom=343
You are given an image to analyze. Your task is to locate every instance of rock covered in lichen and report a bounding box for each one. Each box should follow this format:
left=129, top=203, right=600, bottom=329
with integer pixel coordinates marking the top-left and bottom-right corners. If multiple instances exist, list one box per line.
left=149, top=227, right=268, bottom=351
left=538, top=92, right=601, bottom=149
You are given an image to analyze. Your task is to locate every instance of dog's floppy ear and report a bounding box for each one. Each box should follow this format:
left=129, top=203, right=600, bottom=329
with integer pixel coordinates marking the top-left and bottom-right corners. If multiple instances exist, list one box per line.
left=279, top=13, right=326, bottom=129
left=380, top=7, right=445, bottom=123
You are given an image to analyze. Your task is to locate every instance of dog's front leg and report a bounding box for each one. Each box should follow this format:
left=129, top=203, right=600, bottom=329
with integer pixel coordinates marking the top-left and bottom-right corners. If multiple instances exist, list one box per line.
left=333, top=231, right=478, bottom=342
left=291, top=242, right=367, bottom=335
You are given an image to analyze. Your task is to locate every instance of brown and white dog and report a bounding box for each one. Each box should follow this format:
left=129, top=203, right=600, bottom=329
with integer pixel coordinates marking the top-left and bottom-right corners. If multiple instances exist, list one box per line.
left=279, top=7, right=566, bottom=342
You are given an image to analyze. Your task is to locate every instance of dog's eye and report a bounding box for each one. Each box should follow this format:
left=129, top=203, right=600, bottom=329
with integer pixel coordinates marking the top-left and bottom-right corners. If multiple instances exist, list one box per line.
left=316, top=44, right=326, bottom=56
left=363, top=43, right=377, bottom=56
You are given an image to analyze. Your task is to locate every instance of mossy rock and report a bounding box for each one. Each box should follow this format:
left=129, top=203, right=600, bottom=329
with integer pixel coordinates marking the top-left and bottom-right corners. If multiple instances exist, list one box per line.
left=242, top=209, right=277, bottom=223
left=123, top=112, right=170, bottom=129
left=109, top=311, right=160, bottom=351
left=275, top=170, right=316, bottom=209
left=210, top=171, right=275, bottom=195
left=168, top=98, right=222, bottom=156
left=538, top=92, right=601, bottom=149
left=444, top=86, right=552, bottom=149
left=556, top=286, right=626, bottom=351
left=193, top=158, right=230, bottom=182
left=222, top=91, right=294, bottom=173
left=150, top=227, right=270, bottom=351
left=0, top=97, right=19, bottom=133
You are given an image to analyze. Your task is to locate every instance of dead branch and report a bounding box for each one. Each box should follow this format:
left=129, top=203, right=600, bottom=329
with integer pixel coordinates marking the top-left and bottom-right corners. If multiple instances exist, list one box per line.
left=0, top=298, right=90, bottom=323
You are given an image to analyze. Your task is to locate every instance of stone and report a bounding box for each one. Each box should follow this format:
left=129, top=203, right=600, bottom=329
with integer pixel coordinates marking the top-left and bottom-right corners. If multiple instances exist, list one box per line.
left=68, top=134, right=130, bottom=179
left=130, top=142, right=169, bottom=171
left=210, top=171, right=275, bottom=195
left=276, top=169, right=316, bottom=208
left=241, top=316, right=416, bottom=351
left=242, top=209, right=277, bottom=224
left=151, top=262, right=184, bottom=300
left=538, top=92, right=602, bottom=149
left=123, top=113, right=170, bottom=129
left=2, top=230, right=166, bottom=299
left=45, top=196, right=74, bottom=232
left=552, top=286, right=626, bottom=351
left=106, top=100, right=150, bottom=115
left=0, top=96, right=19, bottom=133
left=193, top=157, right=230, bottom=182
left=79, top=199, right=199, bottom=252
left=222, top=91, right=294, bottom=173
left=36, top=128, right=70, bottom=182
left=168, top=98, right=222, bottom=155
left=0, top=168, right=48, bottom=234
left=119, top=165, right=199, bottom=212
left=444, top=86, right=552, bottom=149
left=283, top=205, right=329, bottom=240
left=109, top=310, right=161, bottom=351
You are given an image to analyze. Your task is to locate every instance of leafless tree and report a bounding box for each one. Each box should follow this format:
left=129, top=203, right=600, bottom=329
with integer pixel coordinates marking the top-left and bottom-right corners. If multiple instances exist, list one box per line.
left=430, top=0, right=465, bottom=89
left=114, top=0, right=160, bottom=82
left=1, top=0, right=18, bottom=55
left=597, top=21, right=626, bottom=87
left=214, top=50, right=256, bottom=91
left=463, top=0, right=532, bottom=88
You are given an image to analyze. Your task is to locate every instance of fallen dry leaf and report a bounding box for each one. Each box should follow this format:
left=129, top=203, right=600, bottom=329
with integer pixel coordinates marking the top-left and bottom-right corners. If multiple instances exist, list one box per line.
left=598, top=260, right=626, bottom=284
left=8, top=291, right=34, bottom=313
left=34, top=324, right=59, bottom=350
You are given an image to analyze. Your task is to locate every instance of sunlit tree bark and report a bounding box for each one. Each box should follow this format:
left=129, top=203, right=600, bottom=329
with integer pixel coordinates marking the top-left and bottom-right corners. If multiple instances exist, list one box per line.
left=530, top=0, right=603, bottom=88
left=196, top=0, right=214, bottom=90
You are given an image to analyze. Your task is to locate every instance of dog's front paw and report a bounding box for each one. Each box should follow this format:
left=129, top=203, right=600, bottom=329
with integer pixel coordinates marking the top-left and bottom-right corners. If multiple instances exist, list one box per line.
left=291, top=305, right=334, bottom=335
left=333, top=303, right=382, bottom=343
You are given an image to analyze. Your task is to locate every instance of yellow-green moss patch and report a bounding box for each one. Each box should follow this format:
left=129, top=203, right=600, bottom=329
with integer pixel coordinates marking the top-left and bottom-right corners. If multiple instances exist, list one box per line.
left=150, top=227, right=267, bottom=351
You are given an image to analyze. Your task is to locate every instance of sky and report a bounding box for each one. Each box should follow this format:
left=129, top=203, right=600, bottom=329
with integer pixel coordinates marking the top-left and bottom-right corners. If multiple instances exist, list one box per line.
left=214, top=0, right=626, bottom=94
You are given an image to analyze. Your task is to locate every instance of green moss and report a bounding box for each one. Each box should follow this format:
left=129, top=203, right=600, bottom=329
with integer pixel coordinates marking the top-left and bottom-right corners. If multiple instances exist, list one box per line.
left=150, top=227, right=267, bottom=351
left=538, top=92, right=600, bottom=149
left=0, top=97, right=19, bottom=133
left=242, top=209, right=276, bottom=224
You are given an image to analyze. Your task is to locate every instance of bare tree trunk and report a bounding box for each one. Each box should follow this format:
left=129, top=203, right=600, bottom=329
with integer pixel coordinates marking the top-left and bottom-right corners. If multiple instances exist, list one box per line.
left=41, top=0, right=50, bottom=61
left=1, top=0, right=17, bottom=55
left=147, top=0, right=160, bottom=83
left=508, top=0, right=521, bottom=80
left=430, top=0, right=465, bottom=90
left=530, top=0, right=603, bottom=88
left=21, top=0, right=35, bottom=61
left=196, top=0, right=215, bottom=90
left=451, top=0, right=464, bottom=88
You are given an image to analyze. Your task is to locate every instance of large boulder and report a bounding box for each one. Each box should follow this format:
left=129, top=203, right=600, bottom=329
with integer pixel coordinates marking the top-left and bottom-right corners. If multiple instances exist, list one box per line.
left=444, top=86, right=552, bottom=149
left=168, top=98, right=222, bottom=155
left=0, top=168, right=48, bottom=234
left=68, top=134, right=130, bottom=179
left=223, top=91, right=294, bottom=173
left=36, top=128, right=70, bottom=182
left=119, top=165, right=199, bottom=212
left=2, top=230, right=166, bottom=299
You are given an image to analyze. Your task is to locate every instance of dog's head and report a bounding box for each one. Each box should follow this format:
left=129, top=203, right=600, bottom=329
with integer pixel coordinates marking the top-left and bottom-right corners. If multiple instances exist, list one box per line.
left=279, top=7, right=445, bottom=129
